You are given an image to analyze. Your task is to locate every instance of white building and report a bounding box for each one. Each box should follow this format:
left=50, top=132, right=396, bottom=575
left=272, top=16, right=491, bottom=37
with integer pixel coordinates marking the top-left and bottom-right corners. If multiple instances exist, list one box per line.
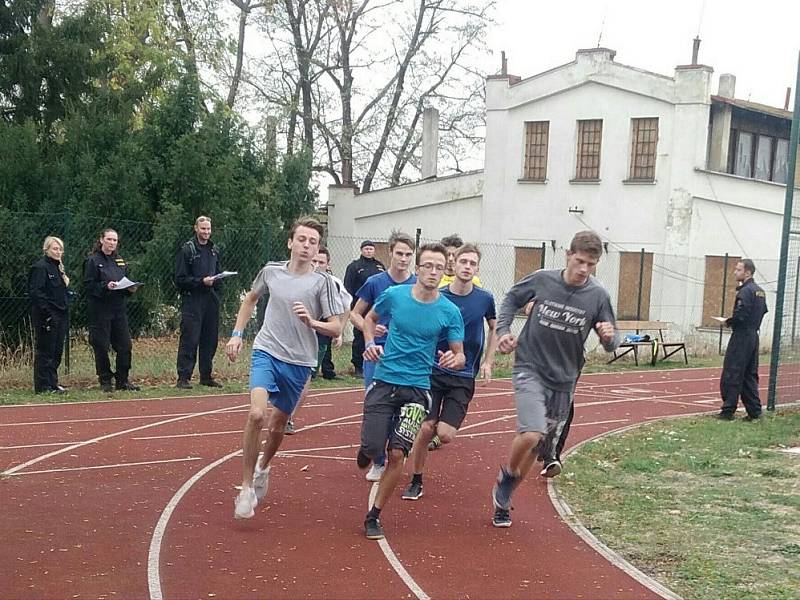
left=327, top=47, right=797, bottom=351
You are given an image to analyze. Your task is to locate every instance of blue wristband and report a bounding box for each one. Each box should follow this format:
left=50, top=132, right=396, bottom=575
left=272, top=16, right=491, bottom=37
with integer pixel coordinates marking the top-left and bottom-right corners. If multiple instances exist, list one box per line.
left=231, top=330, right=244, bottom=338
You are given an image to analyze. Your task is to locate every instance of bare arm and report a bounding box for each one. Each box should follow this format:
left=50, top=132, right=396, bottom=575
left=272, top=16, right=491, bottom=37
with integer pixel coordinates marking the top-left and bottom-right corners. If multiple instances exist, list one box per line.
left=362, top=308, right=384, bottom=361
left=478, top=318, right=498, bottom=384
left=224, top=290, right=260, bottom=361
left=293, top=302, right=343, bottom=338
left=349, top=298, right=370, bottom=332
left=438, top=340, right=465, bottom=371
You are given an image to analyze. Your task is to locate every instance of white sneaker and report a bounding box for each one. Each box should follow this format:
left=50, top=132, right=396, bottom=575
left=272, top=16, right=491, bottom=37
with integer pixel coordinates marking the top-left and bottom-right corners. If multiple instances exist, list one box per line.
left=253, top=464, right=271, bottom=501
left=540, top=460, right=562, bottom=478
left=365, top=464, right=385, bottom=482
left=234, top=487, right=257, bottom=519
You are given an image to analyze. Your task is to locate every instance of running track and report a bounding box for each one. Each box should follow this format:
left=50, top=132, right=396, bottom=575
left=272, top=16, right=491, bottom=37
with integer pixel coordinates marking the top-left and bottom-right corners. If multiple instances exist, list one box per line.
left=0, top=366, right=777, bottom=599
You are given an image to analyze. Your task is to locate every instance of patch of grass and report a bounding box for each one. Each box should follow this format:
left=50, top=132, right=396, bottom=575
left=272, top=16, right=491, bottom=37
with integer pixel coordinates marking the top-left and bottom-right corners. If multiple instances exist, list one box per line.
left=559, top=409, right=800, bottom=600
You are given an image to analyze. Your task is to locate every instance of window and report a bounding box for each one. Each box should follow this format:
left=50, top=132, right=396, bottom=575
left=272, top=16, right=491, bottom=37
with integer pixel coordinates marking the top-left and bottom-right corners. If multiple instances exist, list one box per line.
left=575, top=119, right=603, bottom=180
left=733, top=132, right=753, bottom=177
left=774, top=139, right=790, bottom=184
left=522, top=121, right=549, bottom=181
left=628, top=118, right=658, bottom=181
left=514, top=246, right=544, bottom=282
left=617, top=252, right=653, bottom=319
left=754, top=135, right=772, bottom=180
left=731, top=130, right=791, bottom=183
left=701, top=255, right=741, bottom=328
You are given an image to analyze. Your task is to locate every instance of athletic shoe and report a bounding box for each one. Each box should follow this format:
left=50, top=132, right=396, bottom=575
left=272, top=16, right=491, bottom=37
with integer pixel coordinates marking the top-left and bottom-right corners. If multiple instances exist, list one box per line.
left=100, top=382, right=114, bottom=393
left=284, top=420, right=296, bottom=435
left=492, top=507, right=512, bottom=528
left=116, top=382, right=141, bottom=391
left=401, top=481, right=424, bottom=501
left=492, top=467, right=520, bottom=511
left=364, top=516, right=385, bottom=540
left=540, top=460, right=562, bottom=478
left=427, top=435, right=442, bottom=451
left=353, top=367, right=364, bottom=378
left=743, top=414, right=761, bottom=422
left=200, top=379, right=223, bottom=388
left=252, top=463, right=271, bottom=501
left=55, top=384, right=68, bottom=393
left=176, top=379, right=193, bottom=389
left=234, top=487, right=257, bottom=519
left=365, top=464, right=385, bottom=482
left=356, top=449, right=371, bottom=470
left=714, top=412, right=735, bottom=421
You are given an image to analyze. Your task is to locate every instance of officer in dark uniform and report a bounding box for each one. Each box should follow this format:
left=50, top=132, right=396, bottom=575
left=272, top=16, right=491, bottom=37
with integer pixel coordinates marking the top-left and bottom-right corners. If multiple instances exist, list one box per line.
left=83, top=228, right=140, bottom=393
left=175, top=216, right=223, bottom=389
left=29, top=236, right=70, bottom=394
left=343, top=240, right=384, bottom=377
left=718, top=258, right=768, bottom=420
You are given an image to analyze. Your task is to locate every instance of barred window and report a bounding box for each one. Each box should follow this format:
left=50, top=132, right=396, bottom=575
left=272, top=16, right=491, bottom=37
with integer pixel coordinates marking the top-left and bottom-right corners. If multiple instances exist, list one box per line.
left=575, top=119, right=602, bottom=180
left=523, top=121, right=549, bottom=181
left=629, top=118, right=658, bottom=181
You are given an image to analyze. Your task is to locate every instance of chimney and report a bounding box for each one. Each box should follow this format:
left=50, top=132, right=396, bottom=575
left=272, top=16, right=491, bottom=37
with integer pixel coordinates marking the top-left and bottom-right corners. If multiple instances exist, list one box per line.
left=785, top=87, right=792, bottom=111
left=691, top=37, right=701, bottom=65
left=718, top=73, right=736, bottom=99
left=421, top=107, right=439, bottom=180
left=501, top=51, right=508, bottom=76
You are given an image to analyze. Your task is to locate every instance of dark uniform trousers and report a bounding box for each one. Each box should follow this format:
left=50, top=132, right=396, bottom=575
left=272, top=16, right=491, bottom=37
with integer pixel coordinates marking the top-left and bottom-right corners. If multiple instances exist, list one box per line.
left=34, top=314, right=67, bottom=392
left=351, top=329, right=366, bottom=371
left=720, top=328, right=761, bottom=417
left=89, top=312, right=132, bottom=386
left=177, top=293, right=219, bottom=381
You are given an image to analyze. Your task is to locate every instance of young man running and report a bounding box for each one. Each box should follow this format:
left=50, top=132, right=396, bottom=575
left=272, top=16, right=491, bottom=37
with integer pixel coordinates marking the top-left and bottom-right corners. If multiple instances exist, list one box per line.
left=225, top=218, right=344, bottom=519
left=491, top=231, right=619, bottom=527
left=439, top=234, right=482, bottom=288
left=350, top=231, right=416, bottom=481
left=402, top=243, right=498, bottom=500
left=357, top=243, right=465, bottom=540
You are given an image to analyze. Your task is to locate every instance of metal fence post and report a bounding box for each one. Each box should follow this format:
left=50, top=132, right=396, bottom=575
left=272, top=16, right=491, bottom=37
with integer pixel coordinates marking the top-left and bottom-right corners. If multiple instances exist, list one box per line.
left=719, top=253, right=729, bottom=355
left=540, top=242, right=546, bottom=269
left=792, top=258, right=800, bottom=346
left=415, top=228, right=422, bottom=249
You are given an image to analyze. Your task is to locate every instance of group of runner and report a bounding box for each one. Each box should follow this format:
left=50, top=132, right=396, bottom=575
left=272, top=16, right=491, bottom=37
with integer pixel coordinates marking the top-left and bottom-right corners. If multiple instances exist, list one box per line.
left=226, top=217, right=621, bottom=537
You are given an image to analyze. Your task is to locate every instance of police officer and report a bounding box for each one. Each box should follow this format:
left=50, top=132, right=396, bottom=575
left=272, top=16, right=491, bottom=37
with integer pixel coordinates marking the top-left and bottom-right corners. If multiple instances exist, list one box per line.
left=83, top=228, right=140, bottom=393
left=718, top=258, right=768, bottom=420
left=343, top=240, right=384, bottom=377
left=29, top=236, right=70, bottom=394
left=175, top=216, right=223, bottom=389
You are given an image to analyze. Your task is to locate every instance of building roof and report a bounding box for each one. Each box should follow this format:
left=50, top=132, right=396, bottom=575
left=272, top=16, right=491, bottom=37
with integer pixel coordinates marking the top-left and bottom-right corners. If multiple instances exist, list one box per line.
left=711, top=95, right=793, bottom=121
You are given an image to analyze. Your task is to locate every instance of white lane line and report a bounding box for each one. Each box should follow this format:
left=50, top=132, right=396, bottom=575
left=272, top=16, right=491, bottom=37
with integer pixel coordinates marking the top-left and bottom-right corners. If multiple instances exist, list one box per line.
left=460, top=429, right=515, bottom=438
left=134, top=430, right=241, bottom=441
left=459, top=414, right=515, bottom=432
left=275, top=443, right=359, bottom=454
left=0, top=441, right=78, bottom=450
left=468, top=407, right=516, bottom=416
left=147, top=412, right=363, bottom=600
left=366, top=484, right=431, bottom=600
left=5, top=457, right=202, bottom=476
left=458, top=419, right=630, bottom=440
left=0, top=407, right=244, bottom=428
left=2, top=403, right=248, bottom=476
left=278, top=454, right=356, bottom=462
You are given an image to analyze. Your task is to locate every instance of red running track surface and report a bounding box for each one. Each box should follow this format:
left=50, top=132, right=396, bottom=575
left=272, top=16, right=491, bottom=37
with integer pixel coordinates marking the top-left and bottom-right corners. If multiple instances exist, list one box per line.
left=0, top=367, right=772, bottom=599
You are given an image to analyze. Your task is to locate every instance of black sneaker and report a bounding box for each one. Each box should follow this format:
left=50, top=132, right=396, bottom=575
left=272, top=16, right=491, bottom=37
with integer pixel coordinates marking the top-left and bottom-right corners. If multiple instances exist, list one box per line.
left=540, top=460, right=562, bottom=478
left=492, top=507, right=512, bottom=528
left=100, top=382, right=114, bottom=393
left=356, top=449, right=371, bottom=470
left=176, top=379, right=193, bottom=389
left=116, top=382, right=141, bottom=391
left=401, top=481, right=424, bottom=501
left=491, top=467, right=520, bottom=511
left=353, top=367, right=364, bottom=379
left=714, top=412, right=735, bottom=421
left=743, top=413, right=761, bottom=421
left=200, top=379, right=223, bottom=388
left=364, top=516, right=385, bottom=540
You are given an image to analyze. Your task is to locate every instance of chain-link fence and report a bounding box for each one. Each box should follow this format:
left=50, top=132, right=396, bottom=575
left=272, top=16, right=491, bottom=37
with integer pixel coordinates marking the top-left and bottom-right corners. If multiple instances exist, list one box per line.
left=1, top=212, right=782, bottom=390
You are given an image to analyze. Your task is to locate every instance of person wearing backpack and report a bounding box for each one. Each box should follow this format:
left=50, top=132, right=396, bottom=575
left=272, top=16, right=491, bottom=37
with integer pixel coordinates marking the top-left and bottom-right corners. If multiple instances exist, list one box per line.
left=175, top=216, right=223, bottom=389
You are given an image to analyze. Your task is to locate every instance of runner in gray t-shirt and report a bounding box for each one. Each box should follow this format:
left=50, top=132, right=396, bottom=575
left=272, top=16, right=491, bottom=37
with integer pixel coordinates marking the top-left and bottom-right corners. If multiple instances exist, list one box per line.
left=490, top=231, right=620, bottom=528
left=225, top=218, right=344, bottom=520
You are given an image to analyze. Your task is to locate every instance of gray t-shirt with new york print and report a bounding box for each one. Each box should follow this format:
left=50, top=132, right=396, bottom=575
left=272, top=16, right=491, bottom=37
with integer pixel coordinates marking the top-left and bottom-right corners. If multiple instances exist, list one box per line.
left=496, top=269, right=620, bottom=391
left=251, top=261, right=344, bottom=367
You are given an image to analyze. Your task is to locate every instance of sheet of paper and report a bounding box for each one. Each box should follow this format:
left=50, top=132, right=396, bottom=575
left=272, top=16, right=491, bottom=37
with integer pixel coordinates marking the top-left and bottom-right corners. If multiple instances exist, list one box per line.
left=711, top=316, right=727, bottom=324
left=212, top=271, right=238, bottom=281
left=114, top=277, right=142, bottom=291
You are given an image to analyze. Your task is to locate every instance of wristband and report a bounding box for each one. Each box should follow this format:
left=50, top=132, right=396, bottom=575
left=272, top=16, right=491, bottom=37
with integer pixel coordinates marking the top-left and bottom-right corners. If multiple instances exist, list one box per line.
left=365, top=341, right=376, bottom=349
left=231, top=330, right=244, bottom=338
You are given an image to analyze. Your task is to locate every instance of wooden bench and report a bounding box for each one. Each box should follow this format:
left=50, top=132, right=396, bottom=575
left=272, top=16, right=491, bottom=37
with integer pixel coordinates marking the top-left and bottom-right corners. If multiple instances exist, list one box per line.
left=608, top=320, right=688, bottom=366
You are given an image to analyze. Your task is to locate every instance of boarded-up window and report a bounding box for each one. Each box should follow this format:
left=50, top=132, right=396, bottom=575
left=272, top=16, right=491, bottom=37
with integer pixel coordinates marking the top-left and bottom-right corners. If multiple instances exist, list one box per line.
left=515, top=246, right=544, bottom=282
left=702, top=255, right=741, bottom=327
left=372, top=242, right=391, bottom=269
left=629, top=118, right=658, bottom=181
left=575, top=119, right=603, bottom=180
left=523, top=121, right=549, bottom=181
left=617, top=252, right=653, bottom=319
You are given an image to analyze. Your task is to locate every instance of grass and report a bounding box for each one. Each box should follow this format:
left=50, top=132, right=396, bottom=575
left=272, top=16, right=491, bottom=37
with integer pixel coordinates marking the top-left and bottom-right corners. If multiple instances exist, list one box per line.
left=558, top=408, right=800, bottom=600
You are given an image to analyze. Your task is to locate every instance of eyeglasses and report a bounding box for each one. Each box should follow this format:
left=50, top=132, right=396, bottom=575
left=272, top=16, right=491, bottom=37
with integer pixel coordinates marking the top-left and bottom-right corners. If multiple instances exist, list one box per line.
left=418, top=263, right=446, bottom=272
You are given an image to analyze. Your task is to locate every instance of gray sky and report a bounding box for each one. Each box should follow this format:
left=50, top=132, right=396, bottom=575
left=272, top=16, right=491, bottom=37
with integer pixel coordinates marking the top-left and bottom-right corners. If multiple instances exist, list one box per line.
left=484, top=0, right=800, bottom=109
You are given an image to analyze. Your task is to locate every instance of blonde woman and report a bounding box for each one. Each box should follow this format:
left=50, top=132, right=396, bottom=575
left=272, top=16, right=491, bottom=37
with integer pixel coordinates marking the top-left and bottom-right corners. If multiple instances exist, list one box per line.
left=28, top=236, right=70, bottom=394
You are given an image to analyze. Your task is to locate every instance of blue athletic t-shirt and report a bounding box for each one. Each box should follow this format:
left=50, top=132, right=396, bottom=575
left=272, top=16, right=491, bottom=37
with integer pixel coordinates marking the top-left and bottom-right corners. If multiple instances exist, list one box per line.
left=372, top=285, right=464, bottom=389
left=434, top=285, right=496, bottom=378
left=356, top=271, right=416, bottom=345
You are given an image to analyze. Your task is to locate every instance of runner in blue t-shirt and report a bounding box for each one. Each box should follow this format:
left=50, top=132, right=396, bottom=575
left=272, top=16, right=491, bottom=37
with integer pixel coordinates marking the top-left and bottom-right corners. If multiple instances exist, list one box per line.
left=401, top=243, right=498, bottom=501
left=350, top=231, right=417, bottom=481
left=357, top=243, right=465, bottom=540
